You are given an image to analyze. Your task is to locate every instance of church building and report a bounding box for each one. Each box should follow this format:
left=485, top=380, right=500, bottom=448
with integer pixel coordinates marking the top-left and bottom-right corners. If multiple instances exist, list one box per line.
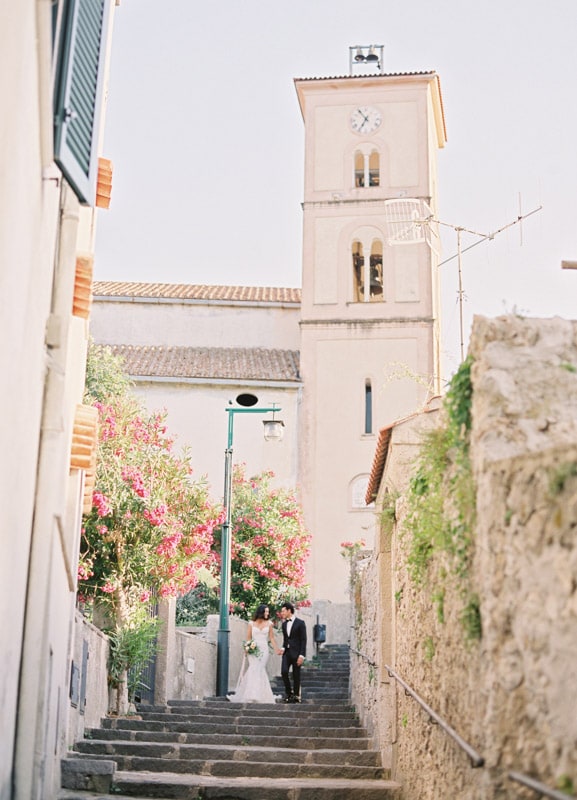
left=91, top=53, right=447, bottom=612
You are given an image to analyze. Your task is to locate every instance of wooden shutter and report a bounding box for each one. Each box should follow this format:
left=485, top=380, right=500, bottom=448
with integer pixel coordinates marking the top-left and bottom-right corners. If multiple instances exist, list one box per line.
left=54, top=0, right=111, bottom=205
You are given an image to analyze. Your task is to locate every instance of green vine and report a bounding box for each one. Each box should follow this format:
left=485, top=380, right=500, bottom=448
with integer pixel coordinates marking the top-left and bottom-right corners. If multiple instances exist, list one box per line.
left=402, top=357, right=480, bottom=641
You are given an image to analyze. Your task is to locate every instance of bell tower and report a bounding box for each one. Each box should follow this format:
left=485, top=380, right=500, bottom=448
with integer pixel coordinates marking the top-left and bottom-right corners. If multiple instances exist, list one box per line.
left=294, top=53, right=447, bottom=603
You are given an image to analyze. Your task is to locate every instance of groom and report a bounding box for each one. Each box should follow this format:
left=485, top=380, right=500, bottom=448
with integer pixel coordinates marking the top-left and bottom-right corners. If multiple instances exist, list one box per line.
left=280, top=601, right=307, bottom=703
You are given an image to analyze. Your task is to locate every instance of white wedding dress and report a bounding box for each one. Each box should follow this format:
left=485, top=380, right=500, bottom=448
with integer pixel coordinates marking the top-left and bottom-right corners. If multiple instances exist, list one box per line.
left=227, top=623, right=279, bottom=704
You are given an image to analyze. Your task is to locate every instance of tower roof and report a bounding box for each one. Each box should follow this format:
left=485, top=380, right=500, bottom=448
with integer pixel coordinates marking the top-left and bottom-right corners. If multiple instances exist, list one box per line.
left=294, top=70, right=447, bottom=148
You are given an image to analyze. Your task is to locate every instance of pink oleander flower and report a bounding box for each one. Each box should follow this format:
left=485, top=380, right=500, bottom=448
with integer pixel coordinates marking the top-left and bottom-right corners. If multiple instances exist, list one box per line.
left=93, top=491, right=112, bottom=517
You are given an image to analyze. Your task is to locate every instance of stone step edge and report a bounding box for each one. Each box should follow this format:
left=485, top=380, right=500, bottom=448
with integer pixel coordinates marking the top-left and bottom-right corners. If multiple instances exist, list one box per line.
left=74, top=740, right=380, bottom=760
left=113, top=769, right=402, bottom=792
left=81, top=732, right=372, bottom=750
left=67, top=752, right=385, bottom=779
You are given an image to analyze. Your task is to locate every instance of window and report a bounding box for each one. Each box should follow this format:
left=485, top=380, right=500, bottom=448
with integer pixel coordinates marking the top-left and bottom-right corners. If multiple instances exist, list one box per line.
left=53, top=0, right=111, bottom=205
left=369, top=241, right=383, bottom=301
left=354, top=151, right=364, bottom=187
left=352, top=238, right=384, bottom=302
left=364, top=380, right=373, bottom=434
left=352, top=241, right=364, bottom=302
left=353, top=149, right=380, bottom=189
left=369, top=150, right=380, bottom=186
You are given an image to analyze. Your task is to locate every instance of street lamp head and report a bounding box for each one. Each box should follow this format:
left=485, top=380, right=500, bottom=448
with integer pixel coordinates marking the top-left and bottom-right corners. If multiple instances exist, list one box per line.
left=263, top=419, right=285, bottom=442
left=235, top=393, right=259, bottom=407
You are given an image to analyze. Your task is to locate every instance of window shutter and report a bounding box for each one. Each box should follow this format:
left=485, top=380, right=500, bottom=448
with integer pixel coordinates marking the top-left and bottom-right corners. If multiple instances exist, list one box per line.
left=54, top=0, right=111, bottom=205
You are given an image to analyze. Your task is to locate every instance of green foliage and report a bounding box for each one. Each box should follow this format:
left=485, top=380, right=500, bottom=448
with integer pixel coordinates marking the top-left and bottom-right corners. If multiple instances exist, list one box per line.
left=423, top=635, right=435, bottom=661
left=560, top=363, right=577, bottom=374
left=432, top=587, right=445, bottom=624
left=555, top=775, right=575, bottom=795
left=444, top=356, right=473, bottom=434
left=216, top=465, right=312, bottom=620
left=549, top=462, right=577, bottom=496
left=460, top=594, right=482, bottom=642
left=402, top=356, right=480, bottom=642
left=80, top=344, right=222, bottom=629
left=85, top=342, right=132, bottom=403
left=401, top=714, right=408, bottom=728
left=379, top=491, right=398, bottom=548
left=107, top=609, right=159, bottom=700
left=176, top=575, right=219, bottom=626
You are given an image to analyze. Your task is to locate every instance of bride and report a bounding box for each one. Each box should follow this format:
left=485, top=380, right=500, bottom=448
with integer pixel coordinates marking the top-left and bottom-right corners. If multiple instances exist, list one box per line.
left=227, top=604, right=281, bottom=703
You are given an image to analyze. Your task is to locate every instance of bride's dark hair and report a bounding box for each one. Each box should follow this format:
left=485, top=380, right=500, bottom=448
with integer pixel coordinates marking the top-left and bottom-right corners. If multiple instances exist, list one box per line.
left=253, top=604, right=269, bottom=621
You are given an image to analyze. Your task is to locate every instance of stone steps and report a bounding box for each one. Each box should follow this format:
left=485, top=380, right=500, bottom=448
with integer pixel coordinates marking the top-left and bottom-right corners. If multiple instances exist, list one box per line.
left=60, top=773, right=402, bottom=799
left=60, top=644, right=402, bottom=799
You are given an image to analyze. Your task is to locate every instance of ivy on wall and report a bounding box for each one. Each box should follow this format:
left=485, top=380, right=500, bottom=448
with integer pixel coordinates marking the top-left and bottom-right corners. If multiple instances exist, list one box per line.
left=402, top=357, right=481, bottom=642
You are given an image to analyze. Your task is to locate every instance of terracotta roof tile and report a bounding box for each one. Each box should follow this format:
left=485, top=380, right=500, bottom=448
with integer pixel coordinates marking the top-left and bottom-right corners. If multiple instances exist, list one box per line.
left=107, top=344, right=301, bottom=383
left=93, top=281, right=301, bottom=304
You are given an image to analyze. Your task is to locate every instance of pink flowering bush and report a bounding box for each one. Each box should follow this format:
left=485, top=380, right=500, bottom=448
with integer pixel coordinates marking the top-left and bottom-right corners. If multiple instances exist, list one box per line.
left=80, top=395, right=223, bottom=617
left=216, top=464, right=311, bottom=619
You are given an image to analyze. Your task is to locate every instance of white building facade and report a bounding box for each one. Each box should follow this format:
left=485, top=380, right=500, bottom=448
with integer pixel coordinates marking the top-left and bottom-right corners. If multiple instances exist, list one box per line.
left=90, top=68, right=446, bottom=613
left=1, top=1, right=117, bottom=797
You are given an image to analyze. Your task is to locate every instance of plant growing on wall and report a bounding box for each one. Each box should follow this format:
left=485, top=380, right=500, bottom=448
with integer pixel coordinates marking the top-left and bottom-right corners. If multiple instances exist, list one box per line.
left=402, top=356, right=481, bottom=641
left=214, top=464, right=312, bottom=619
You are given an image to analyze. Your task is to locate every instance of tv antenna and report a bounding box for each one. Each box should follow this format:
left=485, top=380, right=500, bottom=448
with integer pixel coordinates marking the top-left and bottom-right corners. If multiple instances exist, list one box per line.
left=382, top=199, right=543, bottom=361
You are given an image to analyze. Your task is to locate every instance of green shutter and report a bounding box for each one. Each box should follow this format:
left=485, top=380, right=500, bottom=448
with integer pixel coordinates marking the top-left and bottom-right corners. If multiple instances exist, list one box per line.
left=54, top=0, right=111, bottom=205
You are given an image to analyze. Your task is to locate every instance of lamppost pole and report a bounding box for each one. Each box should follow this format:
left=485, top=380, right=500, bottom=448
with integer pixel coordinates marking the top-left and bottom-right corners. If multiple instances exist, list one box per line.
left=216, top=402, right=283, bottom=697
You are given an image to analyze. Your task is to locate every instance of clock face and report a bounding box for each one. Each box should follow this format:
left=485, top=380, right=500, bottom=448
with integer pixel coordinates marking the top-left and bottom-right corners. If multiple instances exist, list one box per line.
left=350, top=106, right=382, bottom=135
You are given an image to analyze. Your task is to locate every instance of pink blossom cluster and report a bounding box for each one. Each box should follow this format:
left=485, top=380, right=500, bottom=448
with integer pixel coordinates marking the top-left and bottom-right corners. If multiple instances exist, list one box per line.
left=121, top=466, right=149, bottom=498
left=143, top=504, right=168, bottom=527
left=92, top=491, right=111, bottom=518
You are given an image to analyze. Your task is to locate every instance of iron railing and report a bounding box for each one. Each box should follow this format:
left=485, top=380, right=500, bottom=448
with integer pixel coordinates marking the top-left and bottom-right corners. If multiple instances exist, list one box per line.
left=351, top=649, right=571, bottom=796
left=508, top=772, right=575, bottom=800
left=384, top=663, right=484, bottom=768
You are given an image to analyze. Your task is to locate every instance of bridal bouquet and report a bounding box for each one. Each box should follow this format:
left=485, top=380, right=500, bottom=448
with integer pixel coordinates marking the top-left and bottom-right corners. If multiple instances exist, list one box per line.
left=243, top=639, right=261, bottom=657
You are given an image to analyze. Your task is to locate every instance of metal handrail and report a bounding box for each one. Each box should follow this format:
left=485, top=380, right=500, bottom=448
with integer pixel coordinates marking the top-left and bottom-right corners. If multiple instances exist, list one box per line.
left=352, top=651, right=567, bottom=794
left=508, top=772, right=574, bottom=799
left=384, top=664, right=484, bottom=768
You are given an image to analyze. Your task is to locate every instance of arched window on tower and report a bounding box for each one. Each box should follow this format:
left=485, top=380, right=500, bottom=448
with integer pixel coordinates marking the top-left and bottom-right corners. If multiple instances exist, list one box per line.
left=352, top=241, right=364, bottom=301
left=369, top=241, right=383, bottom=301
left=352, top=239, right=384, bottom=302
left=364, top=379, right=373, bottom=434
left=354, top=151, right=364, bottom=187
left=353, top=149, right=380, bottom=189
left=369, top=150, right=380, bottom=186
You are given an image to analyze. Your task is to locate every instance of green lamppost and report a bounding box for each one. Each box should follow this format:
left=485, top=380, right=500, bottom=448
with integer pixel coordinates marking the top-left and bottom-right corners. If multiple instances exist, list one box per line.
left=216, top=394, right=284, bottom=697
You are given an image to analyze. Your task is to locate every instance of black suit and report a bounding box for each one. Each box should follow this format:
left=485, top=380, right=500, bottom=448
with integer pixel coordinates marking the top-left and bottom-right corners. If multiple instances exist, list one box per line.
left=281, top=616, right=307, bottom=699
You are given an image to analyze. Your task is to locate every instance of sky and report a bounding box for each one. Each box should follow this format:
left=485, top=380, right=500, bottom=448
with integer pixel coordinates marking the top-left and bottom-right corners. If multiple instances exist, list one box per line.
left=95, top=0, right=577, bottom=379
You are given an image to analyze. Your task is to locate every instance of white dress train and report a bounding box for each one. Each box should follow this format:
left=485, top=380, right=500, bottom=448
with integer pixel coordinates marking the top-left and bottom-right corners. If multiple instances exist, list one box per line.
left=227, top=623, right=279, bottom=703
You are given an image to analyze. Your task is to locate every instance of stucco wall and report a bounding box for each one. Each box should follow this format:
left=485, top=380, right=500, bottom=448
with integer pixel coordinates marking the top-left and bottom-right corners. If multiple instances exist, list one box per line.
left=352, top=315, right=577, bottom=799
left=90, top=298, right=301, bottom=350
left=67, top=613, right=110, bottom=745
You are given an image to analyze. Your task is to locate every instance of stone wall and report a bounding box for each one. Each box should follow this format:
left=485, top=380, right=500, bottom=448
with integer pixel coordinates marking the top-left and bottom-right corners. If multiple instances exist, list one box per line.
left=352, top=315, right=577, bottom=798
left=67, top=612, right=110, bottom=747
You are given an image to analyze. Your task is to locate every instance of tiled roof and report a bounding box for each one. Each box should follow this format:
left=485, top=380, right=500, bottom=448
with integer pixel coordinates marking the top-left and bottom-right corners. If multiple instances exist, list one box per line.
left=93, top=281, right=301, bottom=304
left=107, top=344, right=301, bottom=383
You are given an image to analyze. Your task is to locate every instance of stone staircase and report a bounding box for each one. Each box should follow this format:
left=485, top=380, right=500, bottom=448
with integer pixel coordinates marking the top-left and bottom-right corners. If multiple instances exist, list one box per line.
left=59, top=645, right=401, bottom=799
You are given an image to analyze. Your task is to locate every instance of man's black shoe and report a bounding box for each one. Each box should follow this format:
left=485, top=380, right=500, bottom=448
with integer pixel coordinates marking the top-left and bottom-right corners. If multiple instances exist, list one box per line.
left=283, top=695, right=294, bottom=703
